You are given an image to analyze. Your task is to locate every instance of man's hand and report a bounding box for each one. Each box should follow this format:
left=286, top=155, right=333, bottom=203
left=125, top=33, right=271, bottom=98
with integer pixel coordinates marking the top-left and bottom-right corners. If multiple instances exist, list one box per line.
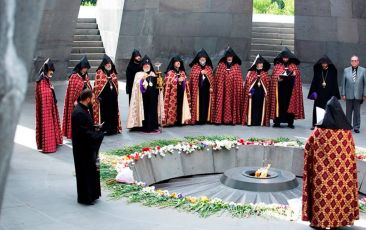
left=342, top=96, right=346, bottom=101
left=209, top=88, right=213, bottom=93
left=74, top=101, right=78, bottom=106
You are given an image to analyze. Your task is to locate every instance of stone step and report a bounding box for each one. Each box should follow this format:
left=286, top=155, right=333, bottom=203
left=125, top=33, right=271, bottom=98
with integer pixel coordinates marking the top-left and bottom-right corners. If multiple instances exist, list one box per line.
left=252, top=26, right=294, bottom=34
left=250, top=49, right=285, bottom=57
left=249, top=55, right=276, bottom=62
left=252, top=38, right=294, bottom=46
left=71, top=47, right=105, bottom=53
left=75, top=28, right=100, bottom=35
left=76, top=23, right=98, bottom=29
left=70, top=53, right=105, bottom=60
left=252, top=22, right=294, bottom=28
left=67, top=66, right=98, bottom=76
left=73, top=41, right=103, bottom=47
left=251, top=44, right=294, bottom=52
left=69, top=59, right=102, bottom=66
left=73, top=35, right=101, bottom=41
left=252, top=32, right=294, bottom=40
left=77, top=18, right=96, bottom=23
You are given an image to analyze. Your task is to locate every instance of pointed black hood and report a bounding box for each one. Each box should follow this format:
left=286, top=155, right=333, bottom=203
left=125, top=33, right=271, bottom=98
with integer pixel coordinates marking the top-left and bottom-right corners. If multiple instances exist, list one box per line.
left=72, top=56, right=91, bottom=75
left=140, top=55, right=155, bottom=73
left=219, top=47, right=242, bottom=65
left=313, top=55, right=336, bottom=72
left=316, top=96, right=352, bottom=130
left=97, top=54, right=117, bottom=74
left=274, top=47, right=300, bottom=65
left=37, top=58, right=55, bottom=82
left=38, top=58, right=55, bottom=75
left=189, top=48, right=213, bottom=68
left=129, top=49, right=142, bottom=64
left=248, top=54, right=271, bottom=72
left=166, top=55, right=185, bottom=73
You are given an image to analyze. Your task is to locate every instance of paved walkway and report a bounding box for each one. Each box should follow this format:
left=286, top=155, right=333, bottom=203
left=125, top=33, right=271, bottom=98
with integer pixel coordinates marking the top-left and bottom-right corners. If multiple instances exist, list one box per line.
left=1, top=82, right=366, bottom=230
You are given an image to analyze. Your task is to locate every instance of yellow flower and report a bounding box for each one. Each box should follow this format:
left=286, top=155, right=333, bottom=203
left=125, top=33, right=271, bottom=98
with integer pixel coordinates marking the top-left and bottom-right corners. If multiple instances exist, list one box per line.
left=171, top=192, right=178, bottom=198
left=186, top=196, right=197, bottom=203
left=156, top=189, right=164, bottom=196
left=200, top=196, right=209, bottom=202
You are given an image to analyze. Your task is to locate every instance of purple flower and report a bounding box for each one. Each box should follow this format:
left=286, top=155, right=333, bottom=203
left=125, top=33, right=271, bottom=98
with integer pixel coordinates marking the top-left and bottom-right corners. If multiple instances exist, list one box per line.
left=177, top=193, right=183, bottom=199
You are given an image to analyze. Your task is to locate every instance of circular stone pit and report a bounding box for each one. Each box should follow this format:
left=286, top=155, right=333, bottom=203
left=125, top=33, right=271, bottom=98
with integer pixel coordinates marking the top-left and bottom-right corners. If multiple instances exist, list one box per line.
left=220, top=167, right=299, bottom=192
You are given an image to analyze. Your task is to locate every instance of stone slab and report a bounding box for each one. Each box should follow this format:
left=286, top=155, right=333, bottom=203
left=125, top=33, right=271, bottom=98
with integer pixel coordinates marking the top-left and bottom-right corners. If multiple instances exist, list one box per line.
left=181, top=149, right=214, bottom=176
left=150, top=151, right=184, bottom=182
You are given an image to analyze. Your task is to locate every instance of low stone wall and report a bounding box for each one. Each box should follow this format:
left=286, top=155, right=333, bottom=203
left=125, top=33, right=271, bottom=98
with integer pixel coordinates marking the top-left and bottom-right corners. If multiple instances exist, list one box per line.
left=131, top=145, right=366, bottom=194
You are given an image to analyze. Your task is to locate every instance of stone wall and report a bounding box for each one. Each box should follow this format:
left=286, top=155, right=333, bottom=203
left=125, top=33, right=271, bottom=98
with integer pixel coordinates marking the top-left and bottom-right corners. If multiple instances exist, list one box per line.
left=0, top=0, right=46, bottom=214
left=115, top=0, right=253, bottom=78
left=295, top=0, right=366, bottom=83
left=31, top=0, right=80, bottom=81
left=96, top=0, right=125, bottom=62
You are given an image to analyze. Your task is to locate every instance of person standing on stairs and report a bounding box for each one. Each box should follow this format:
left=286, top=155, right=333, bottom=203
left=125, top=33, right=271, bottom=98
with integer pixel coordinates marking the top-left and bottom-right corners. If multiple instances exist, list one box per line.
left=269, top=47, right=304, bottom=129
left=93, top=54, right=122, bottom=135
left=126, top=49, right=142, bottom=104
left=63, top=56, right=93, bottom=139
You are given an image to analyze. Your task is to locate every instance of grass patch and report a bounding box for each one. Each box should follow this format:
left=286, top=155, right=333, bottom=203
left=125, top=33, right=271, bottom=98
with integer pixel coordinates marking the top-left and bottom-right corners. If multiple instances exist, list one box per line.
left=253, top=0, right=294, bottom=16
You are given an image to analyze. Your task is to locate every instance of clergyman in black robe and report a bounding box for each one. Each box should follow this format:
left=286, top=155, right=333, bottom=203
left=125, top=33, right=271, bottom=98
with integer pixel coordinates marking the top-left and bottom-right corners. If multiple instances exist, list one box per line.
left=308, top=55, right=340, bottom=129
left=126, top=55, right=161, bottom=133
left=72, top=89, right=104, bottom=205
left=270, top=47, right=304, bottom=128
left=126, top=49, right=142, bottom=104
left=93, top=54, right=122, bottom=135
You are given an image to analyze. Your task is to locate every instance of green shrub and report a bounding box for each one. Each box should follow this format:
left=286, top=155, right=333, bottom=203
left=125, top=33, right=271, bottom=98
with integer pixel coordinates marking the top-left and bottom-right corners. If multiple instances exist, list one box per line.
left=81, top=0, right=97, bottom=6
left=253, top=0, right=294, bottom=15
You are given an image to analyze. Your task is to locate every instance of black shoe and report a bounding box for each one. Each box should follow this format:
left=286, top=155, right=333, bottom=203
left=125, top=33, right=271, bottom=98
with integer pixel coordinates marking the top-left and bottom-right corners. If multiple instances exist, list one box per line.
left=273, top=123, right=281, bottom=128
left=310, top=127, right=315, bottom=130
left=288, top=124, right=295, bottom=129
left=355, top=129, right=360, bottom=133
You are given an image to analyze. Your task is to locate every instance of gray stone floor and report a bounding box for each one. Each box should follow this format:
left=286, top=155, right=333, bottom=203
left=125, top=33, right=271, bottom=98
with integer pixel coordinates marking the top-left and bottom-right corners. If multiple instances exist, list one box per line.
left=1, top=81, right=366, bottom=230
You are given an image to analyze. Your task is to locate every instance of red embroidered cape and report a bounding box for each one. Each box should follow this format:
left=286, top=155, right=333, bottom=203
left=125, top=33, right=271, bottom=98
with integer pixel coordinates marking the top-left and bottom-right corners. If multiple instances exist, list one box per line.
left=302, top=128, right=359, bottom=228
left=162, top=70, right=191, bottom=126
left=92, top=69, right=122, bottom=133
left=62, top=73, right=92, bottom=139
left=35, top=77, right=62, bottom=153
left=242, top=70, right=270, bottom=126
left=269, top=63, right=305, bottom=120
left=212, top=62, right=244, bottom=124
left=189, top=64, right=215, bottom=124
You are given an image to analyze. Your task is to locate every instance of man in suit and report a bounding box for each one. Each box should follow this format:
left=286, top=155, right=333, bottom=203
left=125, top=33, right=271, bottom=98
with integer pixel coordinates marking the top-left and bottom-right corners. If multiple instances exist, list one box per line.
left=341, top=55, right=366, bottom=133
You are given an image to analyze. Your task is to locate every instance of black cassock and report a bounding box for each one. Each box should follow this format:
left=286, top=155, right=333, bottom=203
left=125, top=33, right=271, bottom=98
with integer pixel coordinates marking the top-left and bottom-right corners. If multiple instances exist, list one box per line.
left=99, top=77, right=119, bottom=135
left=142, top=75, right=159, bottom=132
left=198, top=73, right=211, bottom=124
left=275, top=66, right=295, bottom=125
left=72, top=103, right=104, bottom=204
left=251, top=77, right=266, bottom=126
left=176, top=72, right=185, bottom=126
left=126, top=62, right=141, bottom=104
left=308, top=62, right=340, bottom=126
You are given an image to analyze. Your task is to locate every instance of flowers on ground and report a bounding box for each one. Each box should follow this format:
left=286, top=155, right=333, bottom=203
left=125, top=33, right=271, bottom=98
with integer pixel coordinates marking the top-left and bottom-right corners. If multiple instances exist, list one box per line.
left=100, top=136, right=366, bottom=220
